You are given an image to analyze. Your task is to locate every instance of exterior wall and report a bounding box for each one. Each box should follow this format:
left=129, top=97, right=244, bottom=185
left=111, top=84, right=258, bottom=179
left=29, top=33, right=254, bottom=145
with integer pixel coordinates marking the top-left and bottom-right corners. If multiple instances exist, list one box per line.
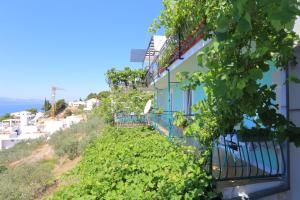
left=286, top=46, right=300, bottom=200
left=260, top=47, right=300, bottom=200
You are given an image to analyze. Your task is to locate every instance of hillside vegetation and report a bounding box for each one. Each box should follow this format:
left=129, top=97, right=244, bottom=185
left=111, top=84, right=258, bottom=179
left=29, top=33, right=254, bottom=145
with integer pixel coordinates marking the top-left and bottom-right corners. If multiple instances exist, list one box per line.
left=49, top=126, right=217, bottom=199
left=0, top=115, right=103, bottom=200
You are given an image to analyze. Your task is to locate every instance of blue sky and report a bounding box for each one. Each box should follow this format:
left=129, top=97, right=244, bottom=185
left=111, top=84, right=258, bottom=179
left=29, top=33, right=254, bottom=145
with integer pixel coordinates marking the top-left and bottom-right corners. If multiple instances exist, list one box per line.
left=0, top=0, right=163, bottom=101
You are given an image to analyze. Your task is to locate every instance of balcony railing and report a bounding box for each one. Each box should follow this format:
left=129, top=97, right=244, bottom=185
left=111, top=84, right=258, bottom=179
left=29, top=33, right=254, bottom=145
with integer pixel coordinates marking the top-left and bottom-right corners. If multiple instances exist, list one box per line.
left=211, top=132, right=286, bottom=181
left=114, top=112, right=287, bottom=182
left=145, top=23, right=205, bottom=86
left=114, top=113, right=147, bottom=127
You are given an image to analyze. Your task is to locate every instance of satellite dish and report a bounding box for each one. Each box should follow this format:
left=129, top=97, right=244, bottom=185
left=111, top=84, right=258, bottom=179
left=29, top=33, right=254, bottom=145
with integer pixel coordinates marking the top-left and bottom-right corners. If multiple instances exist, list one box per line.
left=144, top=100, right=152, bottom=114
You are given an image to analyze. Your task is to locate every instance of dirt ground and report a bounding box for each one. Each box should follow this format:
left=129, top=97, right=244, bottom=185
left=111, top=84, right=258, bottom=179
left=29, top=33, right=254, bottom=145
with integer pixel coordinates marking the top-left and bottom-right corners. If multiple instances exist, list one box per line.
left=7, top=141, right=81, bottom=199
left=9, top=143, right=54, bottom=168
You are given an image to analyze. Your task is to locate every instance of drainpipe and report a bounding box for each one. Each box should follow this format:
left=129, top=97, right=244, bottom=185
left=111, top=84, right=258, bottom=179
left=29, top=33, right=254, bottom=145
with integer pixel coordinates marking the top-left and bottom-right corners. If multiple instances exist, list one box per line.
left=154, top=86, right=158, bottom=130
left=285, top=62, right=291, bottom=190
left=167, top=68, right=172, bottom=138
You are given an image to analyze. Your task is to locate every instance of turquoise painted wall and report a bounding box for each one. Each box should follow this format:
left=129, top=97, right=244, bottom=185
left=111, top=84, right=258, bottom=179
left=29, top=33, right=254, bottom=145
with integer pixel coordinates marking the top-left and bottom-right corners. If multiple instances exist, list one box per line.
left=192, top=85, right=206, bottom=105
left=155, top=61, right=278, bottom=128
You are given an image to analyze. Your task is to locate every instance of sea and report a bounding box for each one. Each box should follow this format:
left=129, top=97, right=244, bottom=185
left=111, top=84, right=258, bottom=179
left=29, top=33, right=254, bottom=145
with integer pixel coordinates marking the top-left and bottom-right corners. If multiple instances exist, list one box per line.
left=0, top=98, right=43, bottom=116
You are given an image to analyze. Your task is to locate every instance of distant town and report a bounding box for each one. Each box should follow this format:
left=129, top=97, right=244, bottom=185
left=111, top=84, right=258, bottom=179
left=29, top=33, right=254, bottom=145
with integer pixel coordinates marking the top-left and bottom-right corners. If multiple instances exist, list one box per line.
left=0, top=98, right=99, bottom=150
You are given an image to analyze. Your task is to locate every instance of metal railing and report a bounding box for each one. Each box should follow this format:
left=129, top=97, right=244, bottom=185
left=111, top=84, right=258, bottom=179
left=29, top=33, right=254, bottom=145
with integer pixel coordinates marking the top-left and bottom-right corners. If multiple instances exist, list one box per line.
left=114, top=111, right=287, bottom=182
left=211, top=132, right=286, bottom=181
left=145, top=23, right=205, bottom=86
left=114, top=113, right=147, bottom=127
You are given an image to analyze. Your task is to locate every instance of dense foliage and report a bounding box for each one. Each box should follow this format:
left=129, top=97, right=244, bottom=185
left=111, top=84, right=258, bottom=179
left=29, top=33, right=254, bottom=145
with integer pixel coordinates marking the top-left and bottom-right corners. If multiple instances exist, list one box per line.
left=94, top=88, right=152, bottom=124
left=94, top=67, right=153, bottom=124
left=49, top=116, right=104, bottom=159
left=97, top=91, right=110, bottom=100
left=85, top=91, right=110, bottom=101
left=106, top=67, right=146, bottom=89
left=85, top=92, right=98, bottom=100
left=49, top=126, right=218, bottom=199
left=151, top=0, right=300, bottom=149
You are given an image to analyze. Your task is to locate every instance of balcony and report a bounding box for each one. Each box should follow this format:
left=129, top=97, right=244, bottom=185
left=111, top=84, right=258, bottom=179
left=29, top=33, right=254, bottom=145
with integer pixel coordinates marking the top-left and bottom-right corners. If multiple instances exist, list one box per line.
left=145, top=23, right=205, bottom=87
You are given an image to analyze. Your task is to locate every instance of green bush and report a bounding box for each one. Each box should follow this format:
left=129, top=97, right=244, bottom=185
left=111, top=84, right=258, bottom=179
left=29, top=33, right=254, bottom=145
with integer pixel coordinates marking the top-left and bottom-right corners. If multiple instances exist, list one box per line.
left=0, top=161, right=54, bottom=200
left=49, top=126, right=217, bottom=199
left=0, top=138, right=45, bottom=165
left=49, top=116, right=103, bottom=159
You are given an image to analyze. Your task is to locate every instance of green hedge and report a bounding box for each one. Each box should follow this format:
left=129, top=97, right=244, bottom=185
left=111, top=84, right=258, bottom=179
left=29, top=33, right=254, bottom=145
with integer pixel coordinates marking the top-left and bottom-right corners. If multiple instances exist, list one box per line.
left=49, top=126, right=217, bottom=199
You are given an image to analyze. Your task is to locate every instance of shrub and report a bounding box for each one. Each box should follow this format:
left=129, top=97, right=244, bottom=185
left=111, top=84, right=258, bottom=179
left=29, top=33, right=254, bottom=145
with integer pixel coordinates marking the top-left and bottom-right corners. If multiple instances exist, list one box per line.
left=0, top=161, right=54, bottom=200
left=49, top=126, right=217, bottom=199
left=63, top=109, right=73, bottom=118
left=49, top=115, right=103, bottom=159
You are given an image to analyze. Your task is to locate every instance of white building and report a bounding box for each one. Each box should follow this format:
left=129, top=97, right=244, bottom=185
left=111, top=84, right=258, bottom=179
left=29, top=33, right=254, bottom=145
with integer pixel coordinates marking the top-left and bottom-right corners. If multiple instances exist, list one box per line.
left=68, top=100, right=86, bottom=107
left=84, top=98, right=100, bottom=111
left=64, top=115, right=84, bottom=128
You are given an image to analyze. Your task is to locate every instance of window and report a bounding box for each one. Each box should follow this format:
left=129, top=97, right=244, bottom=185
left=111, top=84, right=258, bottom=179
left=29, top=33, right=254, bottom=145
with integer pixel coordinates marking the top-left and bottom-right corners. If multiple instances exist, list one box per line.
left=183, top=89, right=192, bottom=115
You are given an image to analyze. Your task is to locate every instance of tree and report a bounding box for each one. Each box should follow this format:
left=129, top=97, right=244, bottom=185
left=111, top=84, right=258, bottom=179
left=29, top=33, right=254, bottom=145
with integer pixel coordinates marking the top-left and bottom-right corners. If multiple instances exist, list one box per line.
left=98, top=91, right=110, bottom=100
left=56, top=99, right=67, bottom=114
left=86, top=93, right=98, bottom=100
left=106, top=67, right=146, bottom=89
left=42, top=99, right=51, bottom=112
left=26, top=108, right=38, bottom=115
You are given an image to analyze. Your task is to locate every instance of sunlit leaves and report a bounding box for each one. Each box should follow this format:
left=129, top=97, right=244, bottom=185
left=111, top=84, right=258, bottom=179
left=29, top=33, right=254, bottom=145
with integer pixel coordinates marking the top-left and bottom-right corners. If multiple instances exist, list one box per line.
left=151, top=0, right=300, bottom=148
left=49, top=127, right=218, bottom=199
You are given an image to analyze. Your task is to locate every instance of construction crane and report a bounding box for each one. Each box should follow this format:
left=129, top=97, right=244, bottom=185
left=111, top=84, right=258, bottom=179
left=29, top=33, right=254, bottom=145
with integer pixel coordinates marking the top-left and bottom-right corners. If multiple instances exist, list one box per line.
left=51, top=86, right=65, bottom=119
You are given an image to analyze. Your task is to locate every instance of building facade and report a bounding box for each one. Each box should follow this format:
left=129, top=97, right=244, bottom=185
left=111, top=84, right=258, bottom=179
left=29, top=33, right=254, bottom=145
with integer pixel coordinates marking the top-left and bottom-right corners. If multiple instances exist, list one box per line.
left=131, top=18, right=300, bottom=199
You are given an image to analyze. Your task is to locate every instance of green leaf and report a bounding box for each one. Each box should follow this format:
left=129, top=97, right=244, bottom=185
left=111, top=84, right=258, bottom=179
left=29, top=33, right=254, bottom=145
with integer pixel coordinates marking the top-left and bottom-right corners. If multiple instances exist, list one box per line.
left=216, top=15, right=230, bottom=33
left=237, top=16, right=252, bottom=32
left=270, top=19, right=282, bottom=31
left=249, top=68, right=263, bottom=80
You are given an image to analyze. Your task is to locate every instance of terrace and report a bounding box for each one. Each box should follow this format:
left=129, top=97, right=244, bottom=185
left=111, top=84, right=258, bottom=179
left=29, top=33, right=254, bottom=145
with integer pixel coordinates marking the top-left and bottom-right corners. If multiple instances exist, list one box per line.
left=145, top=22, right=206, bottom=87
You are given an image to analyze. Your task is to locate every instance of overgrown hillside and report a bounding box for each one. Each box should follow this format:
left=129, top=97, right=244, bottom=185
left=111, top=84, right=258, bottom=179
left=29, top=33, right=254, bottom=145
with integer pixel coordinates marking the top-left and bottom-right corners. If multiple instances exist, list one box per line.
left=49, top=126, right=218, bottom=199
left=0, top=115, right=103, bottom=200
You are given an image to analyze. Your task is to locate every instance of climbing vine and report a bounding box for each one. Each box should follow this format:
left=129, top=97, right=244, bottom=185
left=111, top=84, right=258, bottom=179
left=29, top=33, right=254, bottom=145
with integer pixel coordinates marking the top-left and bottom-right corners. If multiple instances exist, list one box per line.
left=151, top=0, right=300, bottom=157
left=106, top=67, right=146, bottom=89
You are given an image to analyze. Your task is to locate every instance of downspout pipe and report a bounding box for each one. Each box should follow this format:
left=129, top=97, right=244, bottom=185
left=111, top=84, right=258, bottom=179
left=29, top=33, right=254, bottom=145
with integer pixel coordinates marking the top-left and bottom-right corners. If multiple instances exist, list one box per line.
left=285, top=60, right=291, bottom=190
left=167, top=68, right=173, bottom=139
